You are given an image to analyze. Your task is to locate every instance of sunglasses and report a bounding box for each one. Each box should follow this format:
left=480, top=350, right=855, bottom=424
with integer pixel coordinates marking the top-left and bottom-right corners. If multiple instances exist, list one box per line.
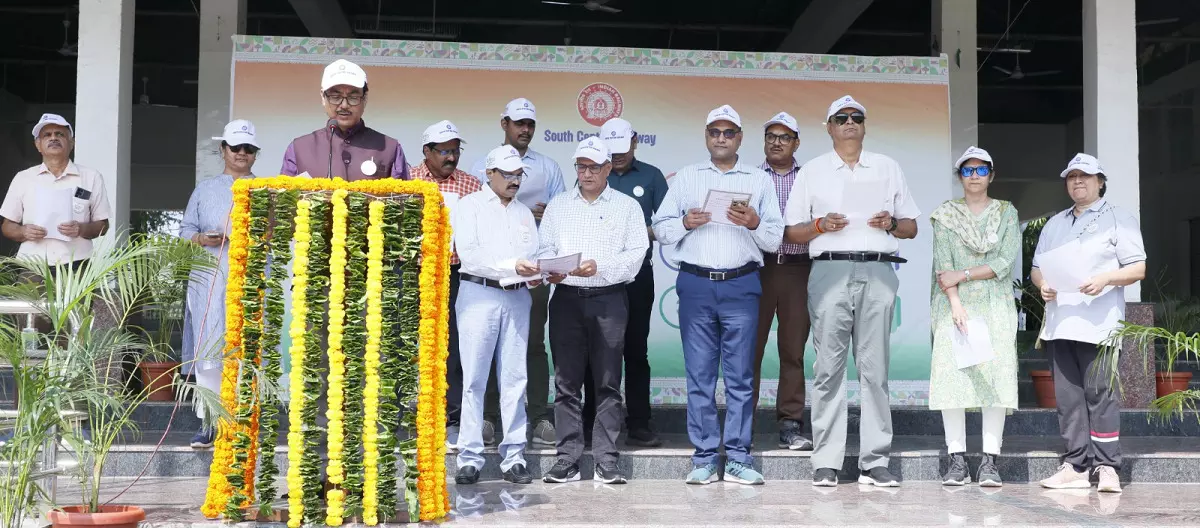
left=707, top=128, right=741, bottom=139
left=831, top=113, right=865, bottom=126
left=227, top=144, right=259, bottom=155
left=959, top=165, right=991, bottom=178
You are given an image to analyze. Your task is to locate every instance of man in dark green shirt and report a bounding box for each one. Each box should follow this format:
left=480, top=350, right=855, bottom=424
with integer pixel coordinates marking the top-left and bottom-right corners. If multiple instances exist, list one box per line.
left=582, top=117, right=668, bottom=447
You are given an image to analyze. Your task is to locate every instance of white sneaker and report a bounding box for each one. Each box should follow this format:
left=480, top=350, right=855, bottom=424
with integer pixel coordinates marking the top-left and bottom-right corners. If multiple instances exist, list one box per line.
left=1095, top=465, right=1122, bottom=493
left=1039, top=462, right=1090, bottom=489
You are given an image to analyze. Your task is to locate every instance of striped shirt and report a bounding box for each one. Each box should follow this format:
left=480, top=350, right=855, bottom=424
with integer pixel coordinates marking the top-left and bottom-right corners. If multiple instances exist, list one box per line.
left=411, top=162, right=482, bottom=265
left=761, top=159, right=807, bottom=256
left=538, top=185, right=649, bottom=287
left=470, top=146, right=566, bottom=214
left=651, top=159, right=783, bottom=269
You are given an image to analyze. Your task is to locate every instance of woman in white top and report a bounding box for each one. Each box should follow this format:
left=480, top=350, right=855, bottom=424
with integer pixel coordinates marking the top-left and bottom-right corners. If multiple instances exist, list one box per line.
left=1031, top=153, right=1145, bottom=494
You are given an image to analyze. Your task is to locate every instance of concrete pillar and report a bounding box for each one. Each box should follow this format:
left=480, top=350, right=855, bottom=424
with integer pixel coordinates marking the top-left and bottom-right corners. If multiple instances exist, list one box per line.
left=1083, top=0, right=1141, bottom=301
left=933, top=0, right=978, bottom=199
left=196, top=0, right=247, bottom=183
left=74, top=0, right=134, bottom=237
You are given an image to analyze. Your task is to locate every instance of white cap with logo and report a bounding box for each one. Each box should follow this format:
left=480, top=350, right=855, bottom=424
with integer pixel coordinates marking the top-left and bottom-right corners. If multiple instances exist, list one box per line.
left=573, top=137, right=611, bottom=164
left=1060, top=153, right=1104, bottom=178
left=599, top=118, right=634, bottom=154
left=503, top=98, right=537, bottom=122
left=32, top=113, right=73, bottom=138
left=422, top=120, right=464, bottom=145
left=825, top=95, right=867, bottom=121
left=321, top=59, right=368, bottom=91
left=954, top=146, right=992, bottom=169
left=484, top=145, right=531, bottom=173
left=705, top=105, right=742, bottom=128
left=763, top=111, right=799, bottom=133
left=211, top=119, right=260, bottom=148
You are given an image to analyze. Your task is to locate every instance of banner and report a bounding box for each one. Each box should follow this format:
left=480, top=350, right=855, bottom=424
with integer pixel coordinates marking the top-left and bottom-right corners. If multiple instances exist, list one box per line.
left=226, top=36, right=952, bottom=405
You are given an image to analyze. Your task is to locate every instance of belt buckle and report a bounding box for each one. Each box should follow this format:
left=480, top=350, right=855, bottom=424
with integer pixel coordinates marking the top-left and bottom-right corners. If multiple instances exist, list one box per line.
left=776, top=253, right=786, bottom=265
left=708, top=271, right=726, bottom=281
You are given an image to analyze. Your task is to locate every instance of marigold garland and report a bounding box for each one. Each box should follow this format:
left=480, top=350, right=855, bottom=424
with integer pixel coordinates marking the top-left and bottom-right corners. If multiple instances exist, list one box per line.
left=416, top=188, right=453, bottom=520
left=283, top=199, right=311, bottom=528
left=361, top=200, right=386, bottom=526
left=324, top=189, right=350, bottom=526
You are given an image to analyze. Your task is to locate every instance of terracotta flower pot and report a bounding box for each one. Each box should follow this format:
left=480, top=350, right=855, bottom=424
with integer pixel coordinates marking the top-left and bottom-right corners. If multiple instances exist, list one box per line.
left=1156, top=372, right=1194, bottom=398
left=139, top=361, right=179, bottom=401
left=1031, top=369, right=1056, bottom=408
left=48, top=505, right=145, bottom=528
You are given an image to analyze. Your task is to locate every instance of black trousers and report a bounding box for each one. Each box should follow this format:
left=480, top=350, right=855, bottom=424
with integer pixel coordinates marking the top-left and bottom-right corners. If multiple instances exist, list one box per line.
left=550, top=285, right=628, bottom=465
left=445, top=265, right=463, bottom=426
left=584, top=263, right=654, bottom=432
left=1048, top=339, right=1122, bottom=469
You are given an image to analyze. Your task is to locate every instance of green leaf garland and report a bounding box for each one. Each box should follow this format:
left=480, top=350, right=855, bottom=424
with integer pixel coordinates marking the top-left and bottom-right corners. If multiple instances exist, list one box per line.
left=341, top=192, right=369, bottom=516
left=301, top=197, right=330, bottom=525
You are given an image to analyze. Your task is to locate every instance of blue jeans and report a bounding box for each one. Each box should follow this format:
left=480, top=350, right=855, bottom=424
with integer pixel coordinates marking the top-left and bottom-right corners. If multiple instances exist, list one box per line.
left=677, top=269, right=761, bottom=466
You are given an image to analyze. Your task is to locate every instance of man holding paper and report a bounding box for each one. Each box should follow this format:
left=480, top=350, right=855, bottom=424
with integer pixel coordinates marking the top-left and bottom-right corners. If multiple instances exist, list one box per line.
left=1, top=113, right=110, bottom=268
left=652, top=104, right=783, bottom=486
left=783, top=95, right=920, bottom=488
left=538, top=137, right=648, bottom=485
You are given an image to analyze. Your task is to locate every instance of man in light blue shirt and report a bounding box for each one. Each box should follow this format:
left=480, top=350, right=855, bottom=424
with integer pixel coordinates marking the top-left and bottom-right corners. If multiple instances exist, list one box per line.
left=470, top=97, right=566, bottom=448
left=651, top=105, right=783, bottom=486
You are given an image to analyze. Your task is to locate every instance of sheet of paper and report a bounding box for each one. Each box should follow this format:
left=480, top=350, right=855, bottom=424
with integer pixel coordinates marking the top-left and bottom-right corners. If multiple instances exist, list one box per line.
left=701, top=190, right=752, bottom=226
left=1036, top=239, right=1100, bottom=305
left=840, top=180, right=888, bottom=227
left=951, top=317, right=996, bottom=369
left=538, top=253, right=582, bottom=275
left=28, top=188, right=74, bottom=242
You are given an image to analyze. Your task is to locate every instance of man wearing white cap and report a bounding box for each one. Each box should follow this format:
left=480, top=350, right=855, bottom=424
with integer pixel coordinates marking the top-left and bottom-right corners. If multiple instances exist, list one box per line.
left=539, top=137, right=648, bottom=485
left=651, top=104, right=783, bottom=486
left=1, top=113, right=111, bottom=268
left=783, top=95, right=920, bottom=488
left=280, top=58, right=409, bottom=180
left=452, top=145, right=543, bottom=486
left=410, top=120, right=482, bottom=450
left=471, top=97, right=566, bottom=448
left=753, top=111, right=813, bottom=452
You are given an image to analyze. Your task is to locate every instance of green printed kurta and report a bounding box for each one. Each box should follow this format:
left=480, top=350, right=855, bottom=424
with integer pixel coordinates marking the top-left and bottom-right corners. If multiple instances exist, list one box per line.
left=929, top=199, right=1020, bottom=410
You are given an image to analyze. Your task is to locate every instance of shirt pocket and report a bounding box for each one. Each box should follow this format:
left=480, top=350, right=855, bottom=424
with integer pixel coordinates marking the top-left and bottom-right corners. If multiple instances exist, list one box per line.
left=71, top=197, right=90, bottom=222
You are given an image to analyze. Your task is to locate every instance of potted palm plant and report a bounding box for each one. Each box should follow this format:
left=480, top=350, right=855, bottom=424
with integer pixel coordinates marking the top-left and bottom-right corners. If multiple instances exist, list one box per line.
left=1148, top=296, right=1200, bottom=397
left=134, top=262, right=188, bottom=401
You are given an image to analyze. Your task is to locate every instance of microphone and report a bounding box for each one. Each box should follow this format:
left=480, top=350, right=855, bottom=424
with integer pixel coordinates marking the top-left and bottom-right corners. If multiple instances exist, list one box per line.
left=342, top=150, right=352, bottom=179
left=326, top=118, right=338, bottom=179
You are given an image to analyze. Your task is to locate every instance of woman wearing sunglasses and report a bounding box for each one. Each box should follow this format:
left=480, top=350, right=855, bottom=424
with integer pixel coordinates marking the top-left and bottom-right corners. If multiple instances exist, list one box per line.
left=928, top=146, right=1019, bottom=487
left=178, top=119, right=261, bottom=449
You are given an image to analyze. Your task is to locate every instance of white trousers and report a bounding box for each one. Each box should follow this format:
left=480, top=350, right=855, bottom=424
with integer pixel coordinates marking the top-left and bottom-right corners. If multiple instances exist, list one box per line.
left=194, top=366, right=224, bottom=421
left=941, top=407, right=1006, bottom=455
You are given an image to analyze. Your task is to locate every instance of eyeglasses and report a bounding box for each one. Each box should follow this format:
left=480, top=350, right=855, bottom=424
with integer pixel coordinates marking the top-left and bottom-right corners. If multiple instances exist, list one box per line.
left=495, top=169, right=527, bottom=182
left=574, top=162, right=608, bottom=175
left=324, top=92, right=364, bottom=106
left=228, top=144, right=259, bottom=155
left=959, top=165, right=991, bottom=178
left=831, top=113, right=865, bottom=126
left=764, top=133, right=797, bottom=145
left=707, top=128, right=741, bottom=139
left=432, top=148, right=461, bottom=157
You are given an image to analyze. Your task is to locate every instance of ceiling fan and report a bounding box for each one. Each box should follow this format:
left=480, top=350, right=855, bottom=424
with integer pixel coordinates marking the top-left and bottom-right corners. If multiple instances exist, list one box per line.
left=542, top=0, right=621, bottom=14
left=21, top=17, right=78, bottom=57
left=992, top=53, right=1059, bottom=81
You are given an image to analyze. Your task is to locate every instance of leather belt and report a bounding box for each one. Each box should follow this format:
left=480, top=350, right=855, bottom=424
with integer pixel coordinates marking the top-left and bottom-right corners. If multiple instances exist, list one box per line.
left=679, top=262, right=760, bottom=281
left=460, top=273, right=526, bottom=291
left=557, top=284, right=626, bottom=298
left=813, top=252, right=907, bottom=264
left=763, top=252, right=810, bottom=265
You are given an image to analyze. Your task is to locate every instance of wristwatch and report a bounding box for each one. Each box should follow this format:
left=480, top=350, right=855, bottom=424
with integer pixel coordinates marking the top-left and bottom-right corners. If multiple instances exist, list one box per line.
left=886, top=217, right=898, bottom=233
left=964, top=269, right=972, bottom=282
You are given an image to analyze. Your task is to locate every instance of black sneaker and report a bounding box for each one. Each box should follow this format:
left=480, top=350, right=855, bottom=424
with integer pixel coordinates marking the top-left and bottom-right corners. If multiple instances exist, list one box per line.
left=978, top=453, right=1002, bottom=487
left=594, top=462, right=627, bottom=484
left=942, top=453, right=970, bottom=486
left=778, top=420, right=813, bottom=451
left=455, top=465, right=480, bottom=485
left=626, top=425, right=663, bottom=447
left=543, top=460, right=581, bottom=483
left=811, top=468, right=838, bottom=487
left=858, top=466, right=900, bottom=487
left=502, top=463, right=533, bottom=484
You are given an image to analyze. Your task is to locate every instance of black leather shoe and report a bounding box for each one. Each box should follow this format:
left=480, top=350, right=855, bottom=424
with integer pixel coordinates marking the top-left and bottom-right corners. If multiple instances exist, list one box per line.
left=502, top=463, right=534, bottom=484
left=455, top=465, right=480, bottom=485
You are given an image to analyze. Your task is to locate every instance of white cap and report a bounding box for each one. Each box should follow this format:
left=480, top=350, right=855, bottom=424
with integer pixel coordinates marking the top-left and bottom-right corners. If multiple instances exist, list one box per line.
left=32, top=113, right=73, bottom=138
left=484, top=145, right=531, bottom=173
left=502, top=98, right=537, bottom=122
left=763, top=111, right=799, bottom=133
left=1060, top=153, right=1105, bottom=178
left=210, top=119, right=259, bottom=148
left=705, top=105, right=742, bottom=128
left=954, top=146, right=992, bottom=169
left=599, top=118, right=634, bottom=154
left=321, top=59, right=367, bottom=91
left=573, top=136, right=611, bottom=164
left=421, top=120, right=464, bottom=145
left=825, top=95, right=867, bottom=121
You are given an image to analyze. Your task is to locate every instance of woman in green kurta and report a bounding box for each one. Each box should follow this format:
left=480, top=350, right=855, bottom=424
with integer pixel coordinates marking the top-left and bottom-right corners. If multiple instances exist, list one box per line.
left=929, top=146, right=1019, bottom=488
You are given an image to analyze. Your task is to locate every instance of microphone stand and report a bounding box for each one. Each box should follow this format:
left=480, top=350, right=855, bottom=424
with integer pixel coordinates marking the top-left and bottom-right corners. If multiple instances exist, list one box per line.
left=326, top=118, right=338, bottom=179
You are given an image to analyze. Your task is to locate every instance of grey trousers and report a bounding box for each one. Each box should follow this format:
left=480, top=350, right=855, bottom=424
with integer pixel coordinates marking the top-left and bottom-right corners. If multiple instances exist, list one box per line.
left=1047, top=339, right=1122, bottom=469
left=808, top=260, right=898, bottom=471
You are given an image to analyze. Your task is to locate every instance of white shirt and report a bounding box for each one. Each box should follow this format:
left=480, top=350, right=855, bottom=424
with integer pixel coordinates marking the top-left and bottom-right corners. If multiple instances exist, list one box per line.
left=784, top=150, right=921, bottom=256
left=1033, top=200, right=1146, bottom=345
left=538, top=185, right=649, bottom=287
left=651, top=159, right=783, bottom=269
left=451, top=184, right=539, bottom=284
left=470, top=147, right=567, bottom=213
left=0, top=162, right=112, bottom=265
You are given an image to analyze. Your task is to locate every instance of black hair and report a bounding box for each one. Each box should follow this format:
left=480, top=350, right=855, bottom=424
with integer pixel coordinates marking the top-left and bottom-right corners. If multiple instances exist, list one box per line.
left=1063, top=172, right=1107, bottom=197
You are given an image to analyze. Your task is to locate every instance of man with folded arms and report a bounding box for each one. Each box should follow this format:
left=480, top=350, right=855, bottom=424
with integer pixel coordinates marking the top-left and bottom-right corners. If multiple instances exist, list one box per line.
left=783, top=95, right=920, bottom=488
left=539, top=137, right=648, bottom=485
left=652, top=105, right=783, bottom=486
